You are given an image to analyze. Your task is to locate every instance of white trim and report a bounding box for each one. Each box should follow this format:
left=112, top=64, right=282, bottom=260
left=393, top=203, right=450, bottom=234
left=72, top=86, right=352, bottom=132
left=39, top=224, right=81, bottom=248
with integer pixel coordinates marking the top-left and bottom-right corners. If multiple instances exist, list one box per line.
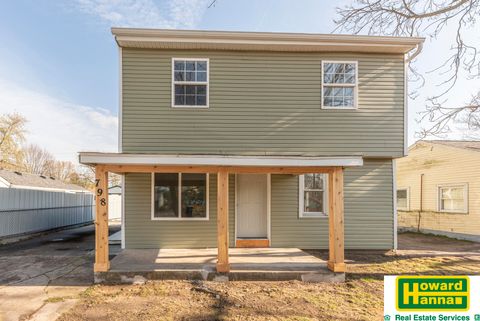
left=267, top=173, right=271, bottom=241
left=171, top=58, right=209, bottom=108
left=437, top=183, right=468, bottom=214
left=121, top=174, right=125, bottom=249
left=392, top=160, right=398, bottom=250
left=321, top=60, right=358, bottom=110
left=396, top=187, right=410, bottom=211
left=234, top=173, right=237, bottom=242
left=0, top=176, right=11, bottom=188
left=403, top=58, right=408, bottom=156
left=298, top=174, right=328, bottom=218
left=118, top=47, right=123, bottom=152
left=151, top=172, right=210, bottom=221
left=79, top=153, right=364, bottom=167
left=7, top=184, right=90, bottom=194
left=111, top=28, right=425, bottom=54
left=235, top=173, right=271, bottom=242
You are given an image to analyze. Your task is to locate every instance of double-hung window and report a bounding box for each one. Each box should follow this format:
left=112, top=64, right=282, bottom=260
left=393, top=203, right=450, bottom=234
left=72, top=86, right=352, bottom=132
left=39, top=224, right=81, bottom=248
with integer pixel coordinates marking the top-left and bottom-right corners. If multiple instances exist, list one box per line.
left=438, top=184, right=468, bottom=213
left=396, top=188, right=409, bottom=211
left=152, top=173, right=209, bottom=220
left=299, top=174, right=328, bottom=218
left=322, top=61, right=357, bottom=109
left=172, top=58, right=209, bottom=108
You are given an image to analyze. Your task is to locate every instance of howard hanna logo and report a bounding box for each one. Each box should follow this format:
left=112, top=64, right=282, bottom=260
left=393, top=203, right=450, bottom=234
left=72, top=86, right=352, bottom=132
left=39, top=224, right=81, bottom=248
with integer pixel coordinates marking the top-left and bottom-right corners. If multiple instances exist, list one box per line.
left=396, top=276, right=469, bottom=311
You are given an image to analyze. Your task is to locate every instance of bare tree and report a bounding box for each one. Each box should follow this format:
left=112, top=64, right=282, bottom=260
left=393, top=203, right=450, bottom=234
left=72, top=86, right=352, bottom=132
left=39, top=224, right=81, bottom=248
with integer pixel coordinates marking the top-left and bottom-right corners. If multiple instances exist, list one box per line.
left=22, top=144, right=55, bottom=175
left=335, top=0, right=480, bottom=138
left=44, top=160, right=77, bottom=182
left=0, top=113, right=27, bottom=169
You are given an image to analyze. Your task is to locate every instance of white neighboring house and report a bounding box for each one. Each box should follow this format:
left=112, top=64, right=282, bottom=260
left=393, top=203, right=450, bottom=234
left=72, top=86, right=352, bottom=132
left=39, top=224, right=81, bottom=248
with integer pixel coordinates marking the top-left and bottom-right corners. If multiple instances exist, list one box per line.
left=108, top=185, right=122, bottom=220
left=0, top=169, right=94, bottom=240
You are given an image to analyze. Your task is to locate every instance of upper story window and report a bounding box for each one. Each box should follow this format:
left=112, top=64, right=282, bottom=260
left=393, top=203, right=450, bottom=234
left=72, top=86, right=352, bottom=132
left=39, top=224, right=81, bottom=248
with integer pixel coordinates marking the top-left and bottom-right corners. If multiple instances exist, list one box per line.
left=172, top=58, right=209, bottom=108
left=321, top=61, right=357, bottom=109
left=438, top=184, right=468, bottom=213
left=299, top=173, right=328, bottom=218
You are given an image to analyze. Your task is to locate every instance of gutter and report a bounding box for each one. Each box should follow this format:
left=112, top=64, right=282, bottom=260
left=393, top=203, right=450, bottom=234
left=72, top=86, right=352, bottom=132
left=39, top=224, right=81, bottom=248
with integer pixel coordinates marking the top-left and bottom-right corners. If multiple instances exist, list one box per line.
left=406, top=42, right=423, bottom=63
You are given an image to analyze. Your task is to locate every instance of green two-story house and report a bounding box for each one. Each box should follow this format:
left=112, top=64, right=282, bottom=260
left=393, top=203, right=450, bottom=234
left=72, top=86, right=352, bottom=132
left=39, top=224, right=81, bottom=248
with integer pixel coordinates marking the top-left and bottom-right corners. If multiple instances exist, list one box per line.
left=80, top=28, right=423, bottom=275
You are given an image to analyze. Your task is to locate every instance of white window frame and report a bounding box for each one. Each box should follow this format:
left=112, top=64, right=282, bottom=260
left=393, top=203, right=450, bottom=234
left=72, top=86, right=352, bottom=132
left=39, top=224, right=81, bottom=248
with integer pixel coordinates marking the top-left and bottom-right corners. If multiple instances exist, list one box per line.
left=437, top=183, right=468, bottom=214
left=396, top=187, right=410, bottom=211
left=321, top=60, right=358, bottom=110
left=151, top=173, right=210, bottom=221
left=298, top=174, right=328, bottom=218
left=171, top=57, right=209, bottom=108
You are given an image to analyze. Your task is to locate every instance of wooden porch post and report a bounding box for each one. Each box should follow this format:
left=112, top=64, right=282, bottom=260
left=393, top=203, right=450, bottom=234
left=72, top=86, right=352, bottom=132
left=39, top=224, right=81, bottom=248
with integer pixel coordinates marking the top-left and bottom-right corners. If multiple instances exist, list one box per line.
left=94, top=165, right=110, bottom=272
left=216, top=170, right=230, bottom=273
left=327, top=166, right=346, bottom=273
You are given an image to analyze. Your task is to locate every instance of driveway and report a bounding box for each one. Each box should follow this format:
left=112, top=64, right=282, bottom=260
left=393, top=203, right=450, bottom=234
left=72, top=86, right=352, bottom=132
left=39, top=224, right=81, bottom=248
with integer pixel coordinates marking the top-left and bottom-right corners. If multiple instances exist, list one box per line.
left=0, top=223, right=120, bottom=321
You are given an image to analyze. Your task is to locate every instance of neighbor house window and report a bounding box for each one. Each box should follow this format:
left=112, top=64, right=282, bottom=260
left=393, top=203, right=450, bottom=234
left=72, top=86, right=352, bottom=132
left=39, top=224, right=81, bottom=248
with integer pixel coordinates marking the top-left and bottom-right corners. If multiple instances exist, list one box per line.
left=299, top=174, right=327, bottom=218
left=397, top=188, right=409, bottom=211
left=152, top=173, right=209, bottom=220
left=322, top=61, right=357, bottom=109
left=438, top=184, right=468, bottom=213
left=172, top=58, right=209, bottom=107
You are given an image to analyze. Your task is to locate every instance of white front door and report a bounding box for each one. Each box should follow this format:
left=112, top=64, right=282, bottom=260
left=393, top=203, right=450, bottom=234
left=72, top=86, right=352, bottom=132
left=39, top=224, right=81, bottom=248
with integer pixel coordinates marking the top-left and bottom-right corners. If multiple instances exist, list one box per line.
left=236, top=174, right=268, bottom=238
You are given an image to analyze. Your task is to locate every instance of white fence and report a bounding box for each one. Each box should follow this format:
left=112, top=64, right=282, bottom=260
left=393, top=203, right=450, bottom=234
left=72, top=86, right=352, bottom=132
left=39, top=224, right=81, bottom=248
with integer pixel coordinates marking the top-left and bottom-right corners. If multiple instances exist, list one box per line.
left=0, top=187, right=94, bottom=238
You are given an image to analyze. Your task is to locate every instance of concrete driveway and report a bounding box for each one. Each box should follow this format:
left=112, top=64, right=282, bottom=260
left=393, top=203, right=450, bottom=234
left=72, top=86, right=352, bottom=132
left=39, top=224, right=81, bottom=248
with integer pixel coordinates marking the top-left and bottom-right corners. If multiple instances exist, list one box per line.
left=0, top=223, right=120, bottom=321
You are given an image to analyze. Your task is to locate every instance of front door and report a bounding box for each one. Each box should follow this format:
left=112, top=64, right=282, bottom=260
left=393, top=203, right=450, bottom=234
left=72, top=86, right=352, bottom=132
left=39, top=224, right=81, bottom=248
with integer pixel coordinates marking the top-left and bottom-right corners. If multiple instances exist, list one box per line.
left=236, top=174, right=268, bottom=239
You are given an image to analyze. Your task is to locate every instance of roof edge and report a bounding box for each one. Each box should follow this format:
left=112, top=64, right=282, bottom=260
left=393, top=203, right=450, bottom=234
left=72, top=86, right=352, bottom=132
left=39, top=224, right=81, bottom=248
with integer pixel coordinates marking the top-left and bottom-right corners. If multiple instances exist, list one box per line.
left=79, top=152, right=364, bottom=167
left=111, top=28, right=424, bottom=54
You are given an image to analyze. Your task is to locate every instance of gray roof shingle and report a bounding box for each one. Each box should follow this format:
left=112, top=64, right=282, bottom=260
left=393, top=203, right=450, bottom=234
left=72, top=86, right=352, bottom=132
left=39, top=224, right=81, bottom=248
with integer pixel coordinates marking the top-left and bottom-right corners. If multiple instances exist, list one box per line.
left=0, top=169, right=89, bottom=192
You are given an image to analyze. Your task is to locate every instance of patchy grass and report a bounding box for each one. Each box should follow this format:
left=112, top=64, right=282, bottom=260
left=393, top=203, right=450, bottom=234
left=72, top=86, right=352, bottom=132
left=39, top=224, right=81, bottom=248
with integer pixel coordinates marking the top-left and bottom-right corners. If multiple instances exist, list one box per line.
left=57, top=251, right=480, bottom=321
left=58, top=234, right=480, bottom=321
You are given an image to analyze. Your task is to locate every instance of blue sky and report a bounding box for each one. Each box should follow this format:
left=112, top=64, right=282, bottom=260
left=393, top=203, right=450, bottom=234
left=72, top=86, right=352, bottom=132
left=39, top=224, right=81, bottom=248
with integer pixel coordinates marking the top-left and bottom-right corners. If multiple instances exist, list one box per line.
left=0, top=0, right=478, bottom=162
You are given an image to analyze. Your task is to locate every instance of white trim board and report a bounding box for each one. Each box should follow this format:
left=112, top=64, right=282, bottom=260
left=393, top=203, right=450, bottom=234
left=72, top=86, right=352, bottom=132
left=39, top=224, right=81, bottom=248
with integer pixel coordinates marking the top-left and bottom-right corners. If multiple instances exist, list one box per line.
left=111, top=28, right=424, bottom=54
left=79, top=153, right=363, bottom=167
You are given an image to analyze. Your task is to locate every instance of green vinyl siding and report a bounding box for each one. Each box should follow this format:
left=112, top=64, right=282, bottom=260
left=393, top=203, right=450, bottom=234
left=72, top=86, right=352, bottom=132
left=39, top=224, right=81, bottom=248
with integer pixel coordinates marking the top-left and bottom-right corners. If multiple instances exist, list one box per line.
left=125, top=159, right=393, bottom=249
left=124, top=173, right=235, bottom=248
left=271, top=158, right=393, bottom=249
left=122, top=49, right=405, bottom=157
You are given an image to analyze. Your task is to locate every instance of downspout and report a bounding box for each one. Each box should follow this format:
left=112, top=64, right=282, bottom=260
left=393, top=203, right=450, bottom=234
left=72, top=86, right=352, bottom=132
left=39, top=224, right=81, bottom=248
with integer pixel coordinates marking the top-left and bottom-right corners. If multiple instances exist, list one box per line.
left=417, top=173, right=424, bottom=232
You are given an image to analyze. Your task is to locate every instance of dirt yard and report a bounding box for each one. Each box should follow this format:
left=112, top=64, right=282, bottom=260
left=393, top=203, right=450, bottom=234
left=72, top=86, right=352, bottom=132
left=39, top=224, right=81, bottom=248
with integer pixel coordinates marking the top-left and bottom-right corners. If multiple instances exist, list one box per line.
left=57, top=233, right=480, bottom=321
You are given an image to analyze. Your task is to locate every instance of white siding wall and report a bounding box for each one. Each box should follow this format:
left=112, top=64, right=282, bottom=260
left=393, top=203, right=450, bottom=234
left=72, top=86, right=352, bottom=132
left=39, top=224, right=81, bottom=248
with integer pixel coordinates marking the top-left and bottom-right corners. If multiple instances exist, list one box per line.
left=0, top=188, right=94, bottom=238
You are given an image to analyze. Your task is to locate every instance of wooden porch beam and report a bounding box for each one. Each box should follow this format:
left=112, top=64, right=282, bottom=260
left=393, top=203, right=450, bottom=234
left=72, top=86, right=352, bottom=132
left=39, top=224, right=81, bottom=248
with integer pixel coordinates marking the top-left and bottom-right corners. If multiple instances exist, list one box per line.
left=94, top=165, right=110, bottom=272
left=103, top=164, right=334, bottom=175
left=216, top=170, right=230, bottom=273
left=327, top=166, right=346, bottom=273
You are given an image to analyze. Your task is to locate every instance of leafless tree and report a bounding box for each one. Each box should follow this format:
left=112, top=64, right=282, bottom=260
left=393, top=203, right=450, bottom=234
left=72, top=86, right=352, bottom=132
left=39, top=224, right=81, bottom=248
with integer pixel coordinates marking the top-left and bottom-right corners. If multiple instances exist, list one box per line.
left=335, top=0, right=480, bottom=138
left=0, top=113, right=26, bottom=169
left=22, top=144, right=55, bottom=175
left=44, top=160, right=77, bottom=182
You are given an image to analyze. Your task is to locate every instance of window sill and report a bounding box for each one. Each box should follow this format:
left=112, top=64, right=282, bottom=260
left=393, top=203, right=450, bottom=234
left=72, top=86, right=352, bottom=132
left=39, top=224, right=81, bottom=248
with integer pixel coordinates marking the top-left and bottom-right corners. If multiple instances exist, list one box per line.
left=299, top=213, right=328, bottom=218
left=171, top=105, right=209, bottom=109
left=438, top=210, right=468, bottom=215
left=321, top=106, right=358, bottom=110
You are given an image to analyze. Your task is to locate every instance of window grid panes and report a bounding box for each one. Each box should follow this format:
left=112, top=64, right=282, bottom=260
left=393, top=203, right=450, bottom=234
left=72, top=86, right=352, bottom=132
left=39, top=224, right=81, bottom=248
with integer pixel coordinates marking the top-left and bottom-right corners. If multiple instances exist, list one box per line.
left=302, top=174, right=326, bottom=217
left=322, top=62, right=356, bottom=108
left=153, top=173, right=208, bottom=219
left=173, top=59, right=208, bottom=107
left=439, top=186, right=466, bottom=212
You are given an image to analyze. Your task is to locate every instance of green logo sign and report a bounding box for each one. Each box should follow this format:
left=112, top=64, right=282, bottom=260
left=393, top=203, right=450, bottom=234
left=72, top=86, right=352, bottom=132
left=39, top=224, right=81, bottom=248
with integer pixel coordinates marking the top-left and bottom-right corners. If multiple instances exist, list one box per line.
left=396, top=276, right=469, bottom=311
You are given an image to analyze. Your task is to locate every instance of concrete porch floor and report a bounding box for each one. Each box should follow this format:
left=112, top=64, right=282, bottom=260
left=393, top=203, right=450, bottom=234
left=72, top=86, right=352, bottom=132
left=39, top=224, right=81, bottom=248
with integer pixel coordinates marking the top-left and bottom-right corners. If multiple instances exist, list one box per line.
left=95, top=248, right=345, bottom=283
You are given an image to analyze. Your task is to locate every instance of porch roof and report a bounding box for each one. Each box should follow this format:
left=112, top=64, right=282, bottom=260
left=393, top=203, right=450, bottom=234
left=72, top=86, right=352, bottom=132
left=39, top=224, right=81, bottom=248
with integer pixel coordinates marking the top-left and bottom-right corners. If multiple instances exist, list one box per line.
left=79, top=152, right=363, bottom=168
